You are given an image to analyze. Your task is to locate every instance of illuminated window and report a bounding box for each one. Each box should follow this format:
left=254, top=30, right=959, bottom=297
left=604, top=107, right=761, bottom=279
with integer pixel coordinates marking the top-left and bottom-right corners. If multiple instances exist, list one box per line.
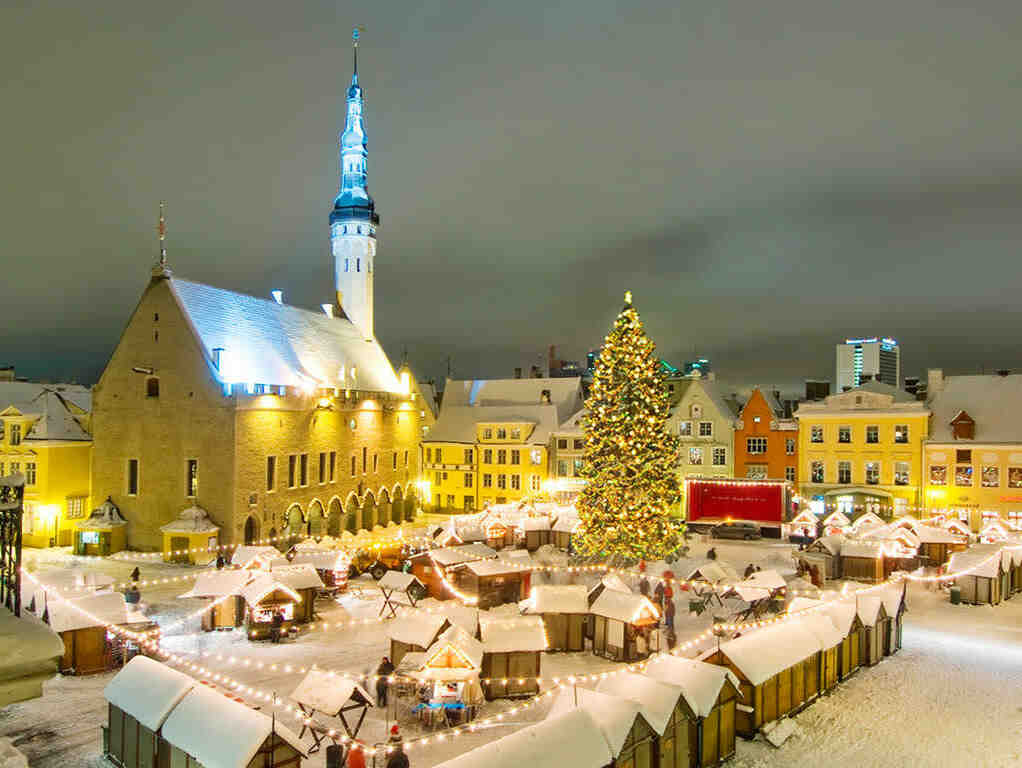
left=573, top=458, right=583, bottom=474
left=746, top=465, right=767, bottom=480
left=838, top=426, right=852, bottom=444
left=895, top=462, right=910, bottom=486
left=785, top=439, right=795, bottom=455
left=866, top=425, right=879, bottom=444
left=930, top=465, right=947, bottom=485
left=811, top=426, right=823, bottom=443
left=66, top=496, right=86, bottom=519
left=894, top=425, right=908, bottom=444
left=747, top=437, right=767, bottom=455
left=25, top=463, right=36, bottom=486
left=510, top=428, right=521, bottom=440
left=511, top=450, right=520, bottom=465
left=266, top=456, right=276, bottom=491
left=712, top=447, right=727, bottom=466
left=1009, top=511, right=1022, bottom=527
left=785, top=466, right=796, bottom=482
left=679, top=421, right=692, bottom=437
left=530, top=449, right=543, bottom=465
left=811, top=461, right=824, bottom=483
left=865, top=462, right=880, bottom=485
left=1009, top=467, right=1022, bottom=488
left=186, top=459, right=198, bottom=497
left=955, top=465, right=973, bottom=486
left=981, top=466, right=999, bottom=487
left=689, top=448, right=703, bottom=465
left=838, top=461, right=852, bottom=484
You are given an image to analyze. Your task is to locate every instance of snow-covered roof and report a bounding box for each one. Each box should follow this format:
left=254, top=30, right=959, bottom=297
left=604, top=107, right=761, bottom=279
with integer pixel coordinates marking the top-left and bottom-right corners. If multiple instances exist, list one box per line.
left=387, top=611, right=447, bottom=648
left=521, top=585, right=588, bottom=615
left=669, top=378, right=741, bottom=424
left=911, top=524, right=961, bottom=545
left=731, top=569, right=786, bottom=601
left=162, top=684, right=305, bottom=767
left=441, top=377, right=584, bottom=424
left=268, top=563, right=325, bottom=591
left=841, top=541, right=885, bottom=559
left=642, top=656, right=741, bottom=718
left=169, top=277, right=401, bottom=393
left=104, top=657, right=194, bottom=731
left=552, top=515, right=581, bottom=534
left=821, top=598, right=860, bottom=635
left=289, top=669, right=373, bottom=714
left=850, top=511, right=885, bottom=532
left=427, top=404, right=561, bottom=445
left=7, top=386, right=92, bottom=442
left=464, top=559, right=531, bottom=577
left=45, top=591, right=128, bottom=633
left=856, top=596, right=885, bottom=626
left=423, top=625, right=485, bottom=671
left=428, top=543, right=498, bottom=567
left=588, top=573, right=632, bottom=602
left=78, top=498, right=127, bottom=529
left=590, top=589, right=659, bottom=623
left=178, top=569, right=252, bottom=598
left=676, top=559, right=738, bottom=584
left=160, top=505, right=219, bottom=533
left=547, top=688, right=644, bottom=755
left=415, top=599, right=480, bottom=635
left=797, top=614, right=844, bottom=649
left=823, top=510, right=852, bottom=528
left=596, top=672, right=684, bottom=734
left=230, top=545, right=280, bottom=568
left=789, top=510, right=819, bottom=527
left=948, top=547, right=1005, bottom=579
left=927, top=373, right=1022, bottom=442
left=716, top=622, right=823, bottom=686
left=289, top=549, right=349, bottom=571
left=522, top=517, right=551, bottom=531
left=378, top=570, right=423, bottom=592
left=809, top=535, right=844, bottom=556
left=240, top=574, right=301, bottom=606
left=479, top=615, right=547, bottom=652
left=877, top=582, right=906, bottom=617
left=432, top=707, right=611, bottom=768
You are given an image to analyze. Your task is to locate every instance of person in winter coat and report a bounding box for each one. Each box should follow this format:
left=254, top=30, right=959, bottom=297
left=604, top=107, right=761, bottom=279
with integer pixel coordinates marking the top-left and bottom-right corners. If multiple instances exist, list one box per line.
left=638, top=575, right=650, bottom=597
left=385, top=743, right=409, bottom=768
left=664, top=597, right=676, bottom=631
left=270, top=610, right=284, bottom=643
left=215, top=552, right=225, bottom=570
left=346, top=740, right=367, bottom=768
left=375, top=656, right=395, bottom=707
left=744, top=563, right=756, bottom=579
left=130, top=566, right=140, bottom=583
left=653, top=580, right=665, bottom=609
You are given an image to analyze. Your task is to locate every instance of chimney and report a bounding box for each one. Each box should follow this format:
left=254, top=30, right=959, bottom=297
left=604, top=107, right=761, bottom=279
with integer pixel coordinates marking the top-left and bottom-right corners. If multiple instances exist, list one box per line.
left=514, top=367, right=522, bottom=379
left=927, top=368, right=944, bottom=395
left=271, top=290, right=283, bottom=304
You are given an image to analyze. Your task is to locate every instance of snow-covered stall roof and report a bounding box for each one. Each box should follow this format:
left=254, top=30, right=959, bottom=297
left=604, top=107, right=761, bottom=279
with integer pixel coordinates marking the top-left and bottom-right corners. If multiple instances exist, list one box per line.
left=547, top=687, right=644, bottom=755
left=856, top=596, right=885, bottom=627
left=786, top=597, right=825, bottom=614
left=678, top=560, right=738, bottom=584
left=789, top=510, right=819, bottom=528
left=715, top=622, right=823, bottom=686
left=104, top=657, right=195, bottom=731
left=521, top=517, right=551, bottom=532
left=378, top=570, right=424, bottom=592
left=797, top=614, right=844, bottom=649
left=428, top=543, right=498, bottom=567
left=230, top=545, right=281, bottom=568
left=820, top=597, right=860, bottom=635
left=432, top=707, right=611, bottom=768
left=178, top=569, right=251, bottom=598
left=25, top=568, right=115, bottom=614
left=596, top=672, right=684, bottom=734
left=520, top=585, right=588, bottom=615
left=877, top=582, right=906, bottom=617
left=840, top=541, right=885, bottom=559
left=45, top=591, right=128, bottom=633
left=293, top=536, right=341, bottom=551
left=415, top=599, right=480, bottom=635
left=809, top=535, right=844, bottom=556
left=464, top=559, right=531, bottom=577
left=642, top=656, right=741, bottom=718
left=732, top=569, right=786, bottom=601
left=239, top=575, right=301, bottom=607
left=162, top=683, right=305, bottom=768
left=823, top=510, right=852, bottom=529
left=588, top=573, right=632, bottom=603
left=268, top=563, right=325, bottom=591
left=78, top=498, right=127, bottom=529
left=850, top=511, right=885, bottom=533
left=551, top=515, right=580, bottom=534
left=948, top=547, right=1004, bottom=579
left=289, top=549, right=348, bottom=571
left=289, top=668, right=372, bottom=714
left=589, top=590, right=659, bottom=623
left=387, top=611, right=447, bottom=648
left=478, top=615, right=547, bottom=653
left=159, top=506, right=219, bottom=534
left=420, top=625, right=485, bottom=675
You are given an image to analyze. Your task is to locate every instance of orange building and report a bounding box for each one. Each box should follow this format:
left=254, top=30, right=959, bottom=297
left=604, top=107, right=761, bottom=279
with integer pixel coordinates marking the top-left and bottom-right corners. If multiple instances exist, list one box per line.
left=734, top=388, right=798, bottom=482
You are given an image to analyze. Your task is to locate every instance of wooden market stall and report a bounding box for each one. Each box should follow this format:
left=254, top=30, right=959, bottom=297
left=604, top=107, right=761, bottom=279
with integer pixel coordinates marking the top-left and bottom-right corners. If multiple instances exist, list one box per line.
left=456, top=559, right=532, bottom=609
left=787, top=509, right=819, bottom=542
left=377, top=570, right=428, bottom=618
left=103, top=656, right=196, bottom=768
left=802, top=536, right=845, bottom=580
left=642, top=655, right=742, bottom=767
left=796, top=614, right=843, bottom=693
left=703, top=620, right=827, bottom=737
left=74, top=498, right=128, bottom=556
left=816, top=599, right=863, bottom=681
left=878, top=582, right=907, bottom=655
left=548, top=688, right=656, bottom=768
left=178, top=569, right=251, bottom=631
left=22, top=568, right=115, bottom=617
left=849, top=511, right=885, bottom=536
left=551, top=514, right=580, bottom=551
left=241, top=575, right=302, bottom=640
left=839, top=541, right=886, bottom=583
left=159, top=506, right=219, bottom=565
left=231, top=545, right=284, bottom=570
left=589, top=589, right=660, bottom=662
left=386, top=612, right=448, bottom=665
left=267, top=564, right=324, bottom=623
left=289, top=549, right=350, bottom=593
left=855, top=596, right=890, bottom=665
left=44, top=591, right=151, bottom=675
left=408, top=544, right=498, bottom=601
left=478, top=615, right=546, bottom=699
left=596, top=672, right=695, bottom=768
left=431, top=708, right=612, bottom=768
left=948, top=546, right=1007, bottom=605
left=412, top=626, right=486, bottom=727
left=821, top=510, right=852, bottom=536
left=522, top=517, right=552, bottom=551
left=161, top=681, right=305, bottom=767
left=520, top=584, right=588, bottom=651
left=289, top=669, right=373, bottom=752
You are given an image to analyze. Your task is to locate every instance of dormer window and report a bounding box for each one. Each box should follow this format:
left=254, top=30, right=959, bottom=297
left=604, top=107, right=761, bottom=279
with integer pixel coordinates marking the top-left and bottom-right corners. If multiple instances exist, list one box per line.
left=950, top=411, right=975, bottom=440
left=690, top=404, right=703, bottom=419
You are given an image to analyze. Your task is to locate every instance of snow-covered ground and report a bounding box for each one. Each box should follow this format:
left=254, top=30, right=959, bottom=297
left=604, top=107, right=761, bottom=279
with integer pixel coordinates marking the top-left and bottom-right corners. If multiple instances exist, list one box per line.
left=2, top=540, right=1021, bottom=767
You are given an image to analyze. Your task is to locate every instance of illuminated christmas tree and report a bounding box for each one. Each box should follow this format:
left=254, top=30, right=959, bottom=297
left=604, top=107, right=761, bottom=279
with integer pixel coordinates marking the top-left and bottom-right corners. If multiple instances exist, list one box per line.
left=575, top=291, right=684, bottom=560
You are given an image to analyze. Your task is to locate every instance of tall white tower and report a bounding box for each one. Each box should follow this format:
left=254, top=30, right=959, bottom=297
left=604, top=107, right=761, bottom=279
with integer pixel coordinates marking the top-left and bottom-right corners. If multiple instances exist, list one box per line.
left=330, top=28, right=378, bottom=339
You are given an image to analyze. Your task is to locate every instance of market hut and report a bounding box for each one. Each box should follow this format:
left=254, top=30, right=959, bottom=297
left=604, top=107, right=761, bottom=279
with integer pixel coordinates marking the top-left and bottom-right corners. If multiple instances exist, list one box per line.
left=787, top=509, right=819, bottom=542
left=587, top=573, right=633, bottom=605
left=822, top=510, right=852, bottom=535
left=267, top=564, right=323, bottom=623
left=551, top=514, right=581, bottom=551
left=74, top=498, right=127, bottom=556
left=522, top=517, right=552, bottom=551
left=519, top=584, right=587, bottom=651
left=159, top=506, right=219, bottom=565
left=103, top=656, right=195, bottom=768
left=948, top=547, right=1006, bottom=605
left=23, top=568, right=115, bottom=617
left=803, top=535, right=844, bottom=580
left=589, top=589, right=660, bottom=661
left=942, top=518, right=972, bottom=538
left=415, top=598, right=481, bottom=636
left=878, top=582, right=907, bottom=654
left=386, top=611, right=448, bottom=665
left=849, top=510, right=885, bottom=535
left=478, top=614, right=546, bottom=699
left=413, top=626, right=486, bottom=724
left=703, top=620, right=824, bottom=737
left=409, top=543, right=498, bottom=600
left=289, top=668, right=373, bottom=751
left=816, top=598, right=863, bottom=680
left=1004, top=547, right=1022, bottom=595
left=839, top=541, right=886, bottom=583
left=855, top=596, right=890, bottom=665
left=377, top=570, right=428, bottom=617
left=795, top=614, right=843, bottom=692
left=432, top=708, right=612, bottom=768
left=231, top=545, right=284, bottom=570
left=240, top=575, right=302, bottom=640
left=548, top=688, right=656, bottom=768
left=44, top=591, right=144, bottom=675
left=177, top=569, right=251, bottom=631
left=642, top=655, right=742, bottom=767
left=457, top=559, right=532, bottom=609
left=484, top=518, right=514, bottom=550
left=161, top=682, right=305, bottom=768
left=911, top=524, right=965, bottom=567
left=288, top=549, right=350, bottom=593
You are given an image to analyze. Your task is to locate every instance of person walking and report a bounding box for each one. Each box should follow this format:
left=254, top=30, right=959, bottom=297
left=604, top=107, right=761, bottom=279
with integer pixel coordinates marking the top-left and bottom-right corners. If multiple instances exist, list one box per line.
left=215, top=552, right=225, bottom=570
left=375, top=656, right=395, bottom=708
left=270, top=609, right=284, bottom=643
left=129, top=566, right=140, bottom=584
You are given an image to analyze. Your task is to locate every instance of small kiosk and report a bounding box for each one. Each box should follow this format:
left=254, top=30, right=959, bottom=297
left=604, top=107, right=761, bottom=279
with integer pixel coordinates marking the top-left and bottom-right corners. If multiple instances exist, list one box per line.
left=232, top=545, right=285, bottom=570
left=160, top=506, right=219, bottom=565
left=289, top=549, right=350, bottom=594
left=74, top=498, right=127, bottom=556
left=522, top=517, right=552, bottom=551
left=178, top=570, right=251, bottom=631
left=387, top=611, right=448, bottom=665
left=378, top=570, right=428, bottom=617
left=412, top=626, right=486, bottom=726
left=548, top=688, right=655, bottom=768
left=268, top=564, right=324, bottom=623
left=241, top=575, right=302, bottom=640
left=519, top=584, right=588, bottom=651
left=458, top=559, right=532, bottom=609
left=589, top=589, right=660, bottom=661
left=478, top=614, right=546, bottom=699
left=45, top=591, right=152, bottom=675
left=551, top=514, right=580, bottom=551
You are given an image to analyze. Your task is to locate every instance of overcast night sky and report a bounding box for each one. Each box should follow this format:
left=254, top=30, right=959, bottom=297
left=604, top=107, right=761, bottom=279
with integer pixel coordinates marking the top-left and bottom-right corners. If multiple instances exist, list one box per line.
left=4, top=1, right=1022, bottom=394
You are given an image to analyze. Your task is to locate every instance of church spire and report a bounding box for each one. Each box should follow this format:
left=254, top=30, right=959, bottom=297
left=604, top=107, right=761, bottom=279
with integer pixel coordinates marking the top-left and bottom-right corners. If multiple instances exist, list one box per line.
left=152, top=201, right=172, bottom=278
left=332, top=27, right=375, bottom=221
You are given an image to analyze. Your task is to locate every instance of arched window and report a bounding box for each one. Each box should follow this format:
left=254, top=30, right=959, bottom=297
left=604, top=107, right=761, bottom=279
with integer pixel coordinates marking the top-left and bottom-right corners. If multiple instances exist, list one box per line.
left=145, top=377, right=160, bottom=398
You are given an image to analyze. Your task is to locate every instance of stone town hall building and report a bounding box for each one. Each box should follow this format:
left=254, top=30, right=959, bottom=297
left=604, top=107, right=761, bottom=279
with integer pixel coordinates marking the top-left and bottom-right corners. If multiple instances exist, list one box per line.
left=92, top=36, right=427, bottom=550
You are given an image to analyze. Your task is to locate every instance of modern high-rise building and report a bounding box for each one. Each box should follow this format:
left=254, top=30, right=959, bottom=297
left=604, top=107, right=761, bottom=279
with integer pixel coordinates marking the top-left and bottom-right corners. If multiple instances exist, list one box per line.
left=835, top=337, right=900, bottom=392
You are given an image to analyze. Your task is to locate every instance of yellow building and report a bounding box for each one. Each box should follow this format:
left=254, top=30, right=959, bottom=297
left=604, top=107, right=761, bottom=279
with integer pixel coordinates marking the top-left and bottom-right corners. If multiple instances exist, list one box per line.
left=0, top=381, right=92, bottom=548
left=423, top=378, right=583, bottom=512
left=795, top=382, right=929, bottom=519
left=923, top=371, right=1022, bottom=530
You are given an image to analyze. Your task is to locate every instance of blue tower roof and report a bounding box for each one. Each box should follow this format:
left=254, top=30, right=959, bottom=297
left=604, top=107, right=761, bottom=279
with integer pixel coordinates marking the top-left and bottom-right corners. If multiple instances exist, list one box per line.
left=331, top=29, right=378, bottom=226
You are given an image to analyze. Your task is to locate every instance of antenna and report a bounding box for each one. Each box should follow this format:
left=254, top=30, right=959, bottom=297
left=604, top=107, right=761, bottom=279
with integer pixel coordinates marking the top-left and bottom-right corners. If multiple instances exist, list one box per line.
left=157, top=201, right=167, bottom=265
left=352, top=27, right=360, bottom=75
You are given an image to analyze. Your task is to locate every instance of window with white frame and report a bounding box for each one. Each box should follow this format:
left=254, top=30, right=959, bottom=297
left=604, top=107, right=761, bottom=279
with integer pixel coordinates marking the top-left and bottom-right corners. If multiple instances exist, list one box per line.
left=1009, top=467, right=1022, bottom=488
left=483, top=474, right=493, bottom=488
left=746, top=465, right=767, bottom=480
left=865, top=461, right=880, bottom=485
left=483, top=449, right=493, bottom=464
left=955, top=465, right=973, bottom=486
left=811, top=461, right=824, bottom=483
left=785, top=466, right=796, bottom=482
left=679, top=421, right=692, bottom=437
left=698, top=421, right=713, bottom=437
left=981, top=466, right=999, bottom=487
left=496, top=427, right=507, bottom=439
left=838, top=461, right=852, bottom=484
left=530, top=449, right=543, bottom=465
left=497, top=449, right=506, bottom=464
left=785, top=438, right=795, bottom=455
left=10, top=424, right=21, bottom=445
left=930, top=465, right=947, bottom=485
left=866, top=425, right=879, bottom=444
left=894, top=424, right=908, bottom=443
left=511, top=474, right=521, bottom=491
left=811, top=425, right=824, bottom=443
left=712, top=447, right=727, bottom=466
left=895, top=461, right=910, bottom=486
left=689, top=447, right=703, bottom=465
left=510, top=428, right=521, bottom=440
left=25, top=462, right=36, bottom=486
left=747, top=437, right=767, bottom=454
left=66, top=496, right=86, bottom=519
left=464, top=473, right=473, bottom=488
left=838, top=426, right=851, bottom=444
left=497, top=474, right=507, bottom=489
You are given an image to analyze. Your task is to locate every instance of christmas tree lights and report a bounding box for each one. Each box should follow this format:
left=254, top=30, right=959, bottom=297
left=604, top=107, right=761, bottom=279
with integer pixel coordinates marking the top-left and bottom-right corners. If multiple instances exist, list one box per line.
left=575, top=292, right=685, bottom=559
